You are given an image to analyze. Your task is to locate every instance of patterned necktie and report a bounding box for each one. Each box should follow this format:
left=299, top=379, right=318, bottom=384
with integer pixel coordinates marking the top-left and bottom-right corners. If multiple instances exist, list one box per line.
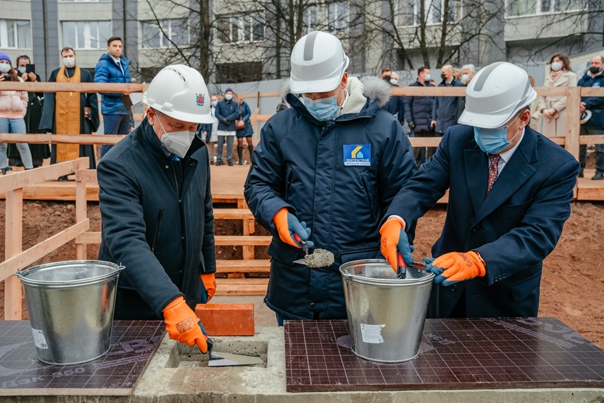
left=487, top=154, right=501, bottom=195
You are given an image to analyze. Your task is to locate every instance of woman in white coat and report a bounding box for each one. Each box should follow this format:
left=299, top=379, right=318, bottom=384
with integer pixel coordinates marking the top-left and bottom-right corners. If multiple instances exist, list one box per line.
left=538, top=53, right=577, bottom=137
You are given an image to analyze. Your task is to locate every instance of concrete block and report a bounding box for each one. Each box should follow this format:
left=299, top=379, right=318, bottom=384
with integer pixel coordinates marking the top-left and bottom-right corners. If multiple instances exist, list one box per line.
left=195, top=303, right=255, bottom=336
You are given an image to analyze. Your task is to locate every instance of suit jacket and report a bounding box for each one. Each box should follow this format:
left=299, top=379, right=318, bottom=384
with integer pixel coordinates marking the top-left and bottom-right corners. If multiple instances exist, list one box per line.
left=385, top=124, right=580, bottom=318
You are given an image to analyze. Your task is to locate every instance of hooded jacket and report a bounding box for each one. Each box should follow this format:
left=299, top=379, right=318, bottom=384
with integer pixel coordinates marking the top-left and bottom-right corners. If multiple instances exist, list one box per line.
left=97, top=118, right=216, bottom=319
left=94, top=53, right=131, bottom=115
left=244, top=76, right=417, bottom=319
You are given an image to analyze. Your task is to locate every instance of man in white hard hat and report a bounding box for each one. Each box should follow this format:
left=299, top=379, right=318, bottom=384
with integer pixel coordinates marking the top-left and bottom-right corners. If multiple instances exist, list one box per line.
left=97, top=65, right=216, bottom=352
left=244, top=31, right=417, bottom=324
left=380, top=62, right=580, bottom=318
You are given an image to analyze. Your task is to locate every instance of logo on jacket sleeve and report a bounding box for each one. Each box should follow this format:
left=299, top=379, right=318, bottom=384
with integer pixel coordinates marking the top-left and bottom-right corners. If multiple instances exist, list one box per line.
left=343, top=144, right=371, bottom=166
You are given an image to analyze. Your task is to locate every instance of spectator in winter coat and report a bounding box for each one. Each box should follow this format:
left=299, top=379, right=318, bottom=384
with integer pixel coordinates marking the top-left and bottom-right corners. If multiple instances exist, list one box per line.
left=380, top=68, right=405, bottom=125
left=404, top=66, right=435, bottom=167
left=214, top=88, right=240, bottom=166
left=235, top=93, right=254, bottom=165
left=0, top=52, right=33, bottom=174
left=578, top=55, right=604, bottom=180
left=431, top=64, right=464, bottom=137
left=95, top=36, right=132, bottom=158
left=199, top=95, right=219, bottom=164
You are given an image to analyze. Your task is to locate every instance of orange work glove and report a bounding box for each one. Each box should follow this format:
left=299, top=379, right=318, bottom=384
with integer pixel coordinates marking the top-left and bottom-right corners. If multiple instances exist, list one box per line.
left=426, top=251, right=486, bottom=286
left=379, top=217, right=413, bottom=272
left=272, top=207, right=314, bottom=248
left=201, top=273, right=216, bottom=302
left=163, top=296, right=208, bottom=353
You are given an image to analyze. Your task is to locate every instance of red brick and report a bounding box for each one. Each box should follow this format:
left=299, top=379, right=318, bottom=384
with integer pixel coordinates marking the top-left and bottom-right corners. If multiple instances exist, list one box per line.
left=195, top=303, right=255, bottom=336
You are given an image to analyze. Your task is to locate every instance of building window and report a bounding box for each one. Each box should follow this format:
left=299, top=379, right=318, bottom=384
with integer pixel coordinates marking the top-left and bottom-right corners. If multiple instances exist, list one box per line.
left=328, top=1, right=349, bottom=31
left=294, top=5, right=317, bottom=35
left=397, top=0, right=461, bottom=26
left=217, top=13, right=264, bottom=44
left=62, top=21, right=111, bottom=49
left=0, top=19, right=31, bottom=49
left=507, top=0, right=586, bottom=16
left=141, top=19, right=189, bottom=48
left=217, top=62, right=263, bottom=82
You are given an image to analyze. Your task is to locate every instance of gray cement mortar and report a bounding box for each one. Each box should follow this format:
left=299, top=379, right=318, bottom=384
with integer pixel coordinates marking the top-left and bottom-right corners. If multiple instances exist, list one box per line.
left=305, top=248, right=335, bottom=268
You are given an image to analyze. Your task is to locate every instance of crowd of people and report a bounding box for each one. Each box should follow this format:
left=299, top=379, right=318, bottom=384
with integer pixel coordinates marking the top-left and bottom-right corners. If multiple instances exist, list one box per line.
left=378, top=54, right=604, bottom=180
left=0, top=30, right=601, bottom=355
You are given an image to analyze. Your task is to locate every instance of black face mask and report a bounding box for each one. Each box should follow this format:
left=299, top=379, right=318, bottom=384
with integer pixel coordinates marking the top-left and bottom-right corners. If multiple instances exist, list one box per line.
left=441, top=73, right=447, bottom=81
left=589, top=66, right=601, bottom=75
left=383, top=75, right=391, bottom=82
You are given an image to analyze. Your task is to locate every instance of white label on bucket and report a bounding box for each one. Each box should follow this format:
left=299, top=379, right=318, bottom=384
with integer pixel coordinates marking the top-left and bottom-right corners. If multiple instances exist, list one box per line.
left=360, top=324, right=385, bottom=344
left=31, top=328, right=48, bottom=349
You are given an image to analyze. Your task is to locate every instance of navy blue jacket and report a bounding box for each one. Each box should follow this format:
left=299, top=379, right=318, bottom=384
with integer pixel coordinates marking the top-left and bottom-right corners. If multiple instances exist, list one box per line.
left=578, top=71, right=604, bottom=129
left=385, top=124, right=579, bottom=318
left=432, top=78, right=464, bottom=133
left=404, top=80, right=435, bottom=132
left=244, top=77, right=417, bottom=320
left=381, top=83, right=405, bottom=123
left=97, top=118, right=216, bottom=319
left=237, top=101, right=253, bottom=136
left=215, top=99, right=240, bottom=131
left=94, top=53, right=131, bottom=115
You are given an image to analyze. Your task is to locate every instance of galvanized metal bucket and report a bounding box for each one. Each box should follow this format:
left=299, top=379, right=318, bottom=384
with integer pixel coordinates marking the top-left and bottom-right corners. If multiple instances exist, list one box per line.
left=15, top=260, right=123, bottom=365
left=340, top=259, right=434, bottom=363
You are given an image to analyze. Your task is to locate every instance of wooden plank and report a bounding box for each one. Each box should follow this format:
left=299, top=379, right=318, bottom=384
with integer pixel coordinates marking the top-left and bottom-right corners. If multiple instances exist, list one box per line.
left=0, top=133, right=126, bottom=145
left=215, top=235, right=272, bottom=246
left=213, top=208, right=254, bottom=219
left=5, top=188, right=23, bottom=320
left=0, top=158, right=89, bottom=193
left=0, top=219, right=90, bottom=283
left=75, top=176, right=88, bottom=260
left=215, top=278, right=268, bottom=296
left=216, top=259, right=270, bottom=273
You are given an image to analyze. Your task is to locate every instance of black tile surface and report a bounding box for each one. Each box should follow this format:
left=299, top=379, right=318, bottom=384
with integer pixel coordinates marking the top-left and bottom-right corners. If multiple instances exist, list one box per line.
left=285, top=318, right=604, bottom=392
left=0, top=320, right=164, bottom=395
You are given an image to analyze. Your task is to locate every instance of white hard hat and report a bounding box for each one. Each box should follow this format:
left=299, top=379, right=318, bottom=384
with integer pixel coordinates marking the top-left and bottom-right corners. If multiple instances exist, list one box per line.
left=143, top=64, right=213, bottom=124
left=290, top=31, right=349, bottom=94
left=458, top=62, right=537, bottom=129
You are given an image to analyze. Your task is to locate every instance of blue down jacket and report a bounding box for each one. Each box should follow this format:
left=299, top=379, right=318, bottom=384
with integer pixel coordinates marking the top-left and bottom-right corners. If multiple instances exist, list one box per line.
left=94, top=53, right=131, bottom=115
left=244, top=76, right=417, bottom=320
left=97, top=118, right=216, bottom=319
left=215, top=98, right=240, bottom=131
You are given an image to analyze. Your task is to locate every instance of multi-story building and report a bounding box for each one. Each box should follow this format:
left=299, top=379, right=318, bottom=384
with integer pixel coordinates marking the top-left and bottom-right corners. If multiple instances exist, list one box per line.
left=1, top=0, right=602, bottom=83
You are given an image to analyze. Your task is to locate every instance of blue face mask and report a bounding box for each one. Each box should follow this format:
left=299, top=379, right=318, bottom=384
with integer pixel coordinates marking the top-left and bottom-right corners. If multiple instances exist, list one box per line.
left=474, top=115, right=521, bottom=154
left=302, top=95, right=340, bottom=122
left=211, top=101, right=217, bottom=107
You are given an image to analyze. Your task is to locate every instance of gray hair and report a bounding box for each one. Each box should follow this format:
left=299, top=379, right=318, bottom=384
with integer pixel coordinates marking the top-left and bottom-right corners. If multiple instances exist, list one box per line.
left=462, top=64, right=477, bottom=74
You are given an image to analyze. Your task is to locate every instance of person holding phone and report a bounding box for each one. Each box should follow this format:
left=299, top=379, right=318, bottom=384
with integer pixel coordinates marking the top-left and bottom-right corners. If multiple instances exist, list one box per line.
left=6, top=55, right=50, bottom=168
left=0, top=52, right=34, bottom=174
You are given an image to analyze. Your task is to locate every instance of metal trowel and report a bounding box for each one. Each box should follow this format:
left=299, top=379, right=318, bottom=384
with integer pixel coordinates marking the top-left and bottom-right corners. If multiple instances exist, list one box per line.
left=202, top=325, right=263, bottom=367
left=292, top=234, right=310, bottom=266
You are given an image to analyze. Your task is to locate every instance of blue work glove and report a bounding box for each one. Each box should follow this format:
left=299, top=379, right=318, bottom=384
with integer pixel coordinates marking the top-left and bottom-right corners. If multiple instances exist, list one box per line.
left=273, top=208, right=315, bottom=249
left=379, top=217, right=413, bottom=272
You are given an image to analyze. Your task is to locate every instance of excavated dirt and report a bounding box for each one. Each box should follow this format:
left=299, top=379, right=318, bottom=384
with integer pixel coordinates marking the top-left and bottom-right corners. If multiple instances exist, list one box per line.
left=0, top=200, right=602, bottom=350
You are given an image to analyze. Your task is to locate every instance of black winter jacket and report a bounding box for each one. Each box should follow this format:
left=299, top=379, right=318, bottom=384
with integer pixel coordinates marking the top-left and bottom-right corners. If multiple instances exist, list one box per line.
left=97, top=118, right=216, bottom=319
left=578, top=71, right=604, bottom=129
left=404, top=80, right=435, bottom=132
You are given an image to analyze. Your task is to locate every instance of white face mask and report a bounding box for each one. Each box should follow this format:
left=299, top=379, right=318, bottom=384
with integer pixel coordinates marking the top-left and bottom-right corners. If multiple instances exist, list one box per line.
left=551, top=61, right=562, bottom=72
left=0, top=63, right=11, bottom=73
left=390, top=78, right=398, bottom=85
left=154, top=113, right=195, bottom=158
left=225, top=94, right=233, bottom=101
left=17, top=66, right=27, bottom=74
left=461, top=74, right=470, bottom=84
left=424, top=73, right=431, bottom=81
left=63, top=57, right=76, bottom=68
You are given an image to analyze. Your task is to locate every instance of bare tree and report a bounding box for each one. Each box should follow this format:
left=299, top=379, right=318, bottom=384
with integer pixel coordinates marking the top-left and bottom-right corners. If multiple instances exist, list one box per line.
left=360, top=0, right=506, bottom=70
left=139, top=0, right=214, bottom=80
left=505, top=0, right=604, bottom=63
